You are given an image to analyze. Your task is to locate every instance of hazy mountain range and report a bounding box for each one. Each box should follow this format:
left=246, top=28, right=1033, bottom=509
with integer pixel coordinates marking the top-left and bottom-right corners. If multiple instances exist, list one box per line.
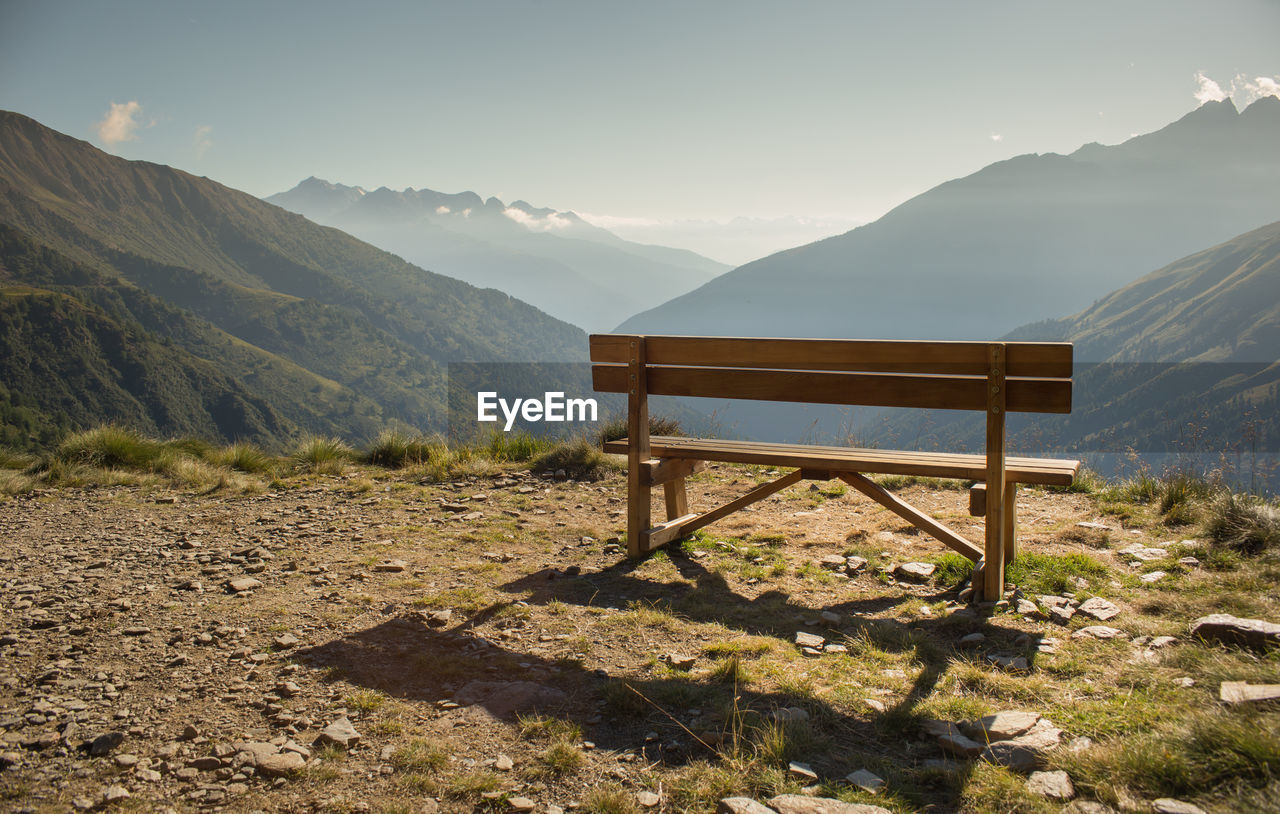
left=0, top=111, right=584, bottom=449
left=266, top=179, right=728, bottom=332
left=620, top=97, right=1280, bottom=341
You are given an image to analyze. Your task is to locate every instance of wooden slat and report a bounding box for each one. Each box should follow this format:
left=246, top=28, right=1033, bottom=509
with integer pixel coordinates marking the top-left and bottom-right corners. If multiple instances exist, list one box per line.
left=589, top=334, right=1073, bottom=378
left=593, top=364, right=1071, bottom=413
left=1004, top=482, right=1017, bottom=564
left=839, top=472, right=983, bottom=562
left=602, top=436, right=1081, bottom=486
left=664, top=479, right=689, bottom=520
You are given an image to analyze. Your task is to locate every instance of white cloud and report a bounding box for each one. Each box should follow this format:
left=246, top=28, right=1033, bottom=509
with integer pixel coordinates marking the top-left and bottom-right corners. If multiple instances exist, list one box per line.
left=502, top=207, right=572, bottom=231
left=435, top=205, right=451, bottom=214
left=1232, top=73, right=1280, bottom=104
left=1194, top=71, right=1280, bottom=106
left=95, top=101, right=143, bottom=145
left=989, top=132, right=1003, bottom=142
left=1193, top=71, right=1228, bottom=104
left=193, top=125, right=212, bottom=158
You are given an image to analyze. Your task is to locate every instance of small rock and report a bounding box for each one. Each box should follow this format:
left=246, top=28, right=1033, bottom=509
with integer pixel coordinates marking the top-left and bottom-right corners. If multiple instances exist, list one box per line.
left=1016, top=599, right=1039, bottom=616
left=636, top=791, right=661, bottom=808
left=768, top=794, right=892, bottom=814
left=88, top=731, right=125, bottom=756
left=1076, top=597, right=1120, bottom=621
left=772, top=706, right=810, bottom=724
left=225, top=577, right=263, bottom=594
left=1076, top=521, right=1110, bottom=530
left=936, top=728, right=986, bottom=759
left=1152, top=800, right=1207, bottom=814
left=1219, top=681, right=1280, bottom=704
left=717, top=798, right=777, bottom=814
left=374, top=560, right=408, bottom=572
left=845, top=556, right=868, bottom=573
left=823, top=643, right=847, bottom=654
left=1072, top=626, right=1126, bottom=640
left=494, top=754, right=514, bottom=771
left=1190, top=614, right=1280, bottom=650
left=1173, top=676, right=1196, bottom=688
left=818, top=554, right=847, bottom=571
left=794, top=631, right=824, bottom=650
left=315, top=717, right=361, bottom=749
left=273, top=634, right=299, bottom=649
left=102, top=785, right=130, bottom=804
left=1118, top=544, right=1167, bottom=561
left=1149, top=635, right=1177, bottom=648
left=958, top=632, right=985, bottom=648
left=666, top=654, right=696, bottom=670
left=257, top=751, right=306, bottom=777
left=788, top=760, right=818, bottom=780
left=846, top=768, right=884, bottom=793
left=1027, top=770, right=1074, bottom=799
left=1048, top=605, right=1076, bottom=625
left=895, top=562, right=936, bottom=583
left=963, top=710, right=1040, bottom=741
left=1178, top=556, right=1200, bottom=567
left=1140, top=571, right=1168, bottom=583
left=508, top=798, right=537, bottom=812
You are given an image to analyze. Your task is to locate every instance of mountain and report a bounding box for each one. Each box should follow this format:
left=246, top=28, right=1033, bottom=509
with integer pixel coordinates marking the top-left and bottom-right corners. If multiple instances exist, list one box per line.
left=0, top=111, right=586, bottom=449
left=890, top=220, right=1280, bottom=460
left=266, top=178, right=728, bottom=332
left=619, top=98, right=1280, bottom=341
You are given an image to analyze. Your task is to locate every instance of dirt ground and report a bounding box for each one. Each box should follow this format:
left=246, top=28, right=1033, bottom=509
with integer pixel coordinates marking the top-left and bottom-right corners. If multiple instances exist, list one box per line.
left=0, top=463, right=1243, bottom=812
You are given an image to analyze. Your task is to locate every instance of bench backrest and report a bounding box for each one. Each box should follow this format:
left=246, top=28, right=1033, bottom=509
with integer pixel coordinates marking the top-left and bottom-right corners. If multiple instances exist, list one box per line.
left=590, top=334, right=1072, bottom=414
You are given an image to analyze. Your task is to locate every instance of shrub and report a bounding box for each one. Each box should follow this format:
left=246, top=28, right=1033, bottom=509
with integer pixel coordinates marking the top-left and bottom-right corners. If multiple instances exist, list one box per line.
left=486, top=430, right=552, bottom=463
left=294, top=436, right=353, bottom=474
left=364, top=430, right=440, bottom=469
left=211, top=442, right=277, bottom=474
left=1204, top=492, right=1280, bottom=555
left=56, top=425, right=165, bottom=469
left=532, top=438, right=620, bottom=481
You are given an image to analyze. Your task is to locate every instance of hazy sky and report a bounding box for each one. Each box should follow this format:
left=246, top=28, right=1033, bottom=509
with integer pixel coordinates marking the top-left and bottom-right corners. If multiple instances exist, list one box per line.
left=2, top=0, right=1278, bottom=262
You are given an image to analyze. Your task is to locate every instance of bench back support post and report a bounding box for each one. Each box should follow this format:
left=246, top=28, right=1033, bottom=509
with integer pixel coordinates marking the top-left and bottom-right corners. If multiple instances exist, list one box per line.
left=627, top=336, right=652, bottom=557
left=983, top=343, right=1007, bottom=601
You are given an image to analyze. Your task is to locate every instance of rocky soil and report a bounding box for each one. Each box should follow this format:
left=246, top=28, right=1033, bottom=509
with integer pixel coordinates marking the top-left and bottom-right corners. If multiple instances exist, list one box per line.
left=0, top=465, right=1272, bottom=813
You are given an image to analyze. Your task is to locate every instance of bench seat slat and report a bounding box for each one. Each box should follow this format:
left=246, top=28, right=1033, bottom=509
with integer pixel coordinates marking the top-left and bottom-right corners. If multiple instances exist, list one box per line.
left=589, top=334, right=1073, bottom=378
left=602, top=436, right=1080, bottom=486
left=592, top=364, right=1071, bottom=413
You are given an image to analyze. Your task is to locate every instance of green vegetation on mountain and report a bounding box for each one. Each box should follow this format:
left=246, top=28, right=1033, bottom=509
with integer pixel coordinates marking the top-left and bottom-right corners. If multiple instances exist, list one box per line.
left=0, top=110, right=586, bottom=449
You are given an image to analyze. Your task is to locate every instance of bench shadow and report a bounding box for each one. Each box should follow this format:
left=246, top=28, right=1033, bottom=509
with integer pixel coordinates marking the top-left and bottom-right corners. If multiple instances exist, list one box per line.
left=296, top=550, right=1050, bottom=809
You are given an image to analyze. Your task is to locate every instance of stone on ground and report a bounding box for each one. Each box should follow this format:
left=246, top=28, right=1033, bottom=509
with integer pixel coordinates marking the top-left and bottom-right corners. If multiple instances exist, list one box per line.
left=895, top=562, right=935, bottom=582
left=315, top=717, right=361, bottom=749
left=1072, top=625, right=1126, bottom=639
left=718, top=799, right=777, bottom=814
left=963, top=710, right=1040, bottom=741
left=1219, top=681, right=1280, bottom=704
left=846, top=768, right=884, bottom=793
left=1190, top=614, right=1280, bottom=650
left=1076, top=597, right=1120, bottom=621
left=257, top=750, right=306, bottom=777
left=768, top=795, right=892, bottom=814
left=1152, top=800, right=1207, bottom=814
left=1026, top=769, right=1075, bottom=799
left=794, top=631, right=825, bottom=649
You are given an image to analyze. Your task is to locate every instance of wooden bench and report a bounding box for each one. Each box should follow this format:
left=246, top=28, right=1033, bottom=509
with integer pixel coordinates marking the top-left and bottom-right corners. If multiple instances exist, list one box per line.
left=590, top=334, right=1081, bottom=601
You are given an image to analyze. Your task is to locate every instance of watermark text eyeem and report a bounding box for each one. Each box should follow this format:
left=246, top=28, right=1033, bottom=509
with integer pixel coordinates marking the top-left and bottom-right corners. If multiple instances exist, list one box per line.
left=476, top=391, right=598, bottom=432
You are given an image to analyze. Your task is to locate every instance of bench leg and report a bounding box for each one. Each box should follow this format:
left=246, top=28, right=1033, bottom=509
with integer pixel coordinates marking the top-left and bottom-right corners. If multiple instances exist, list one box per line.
left=664, top=477, right=689, bottom=520
left=627, top=462, right=652, bottom=558
left=1004, top=482, right=1017, bottom=564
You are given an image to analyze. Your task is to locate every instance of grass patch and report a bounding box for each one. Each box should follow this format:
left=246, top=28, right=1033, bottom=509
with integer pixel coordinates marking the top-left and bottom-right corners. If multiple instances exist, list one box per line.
left=487, top=430, right=553, bottom=463
left=1204, top=492, right=1280, bottom=555
left=1006, top=552, right=1109, bottom=595
left=294, top=435, right=353, bottom=475
left=582, top=783, right=641, bottom=814
left=364, top=430, right=441, bottom=469
left=531, top=438, right=621, bottom=481
left=389, top=738, right=449, bottom=773
left=598, top=414, right=683, bottom=444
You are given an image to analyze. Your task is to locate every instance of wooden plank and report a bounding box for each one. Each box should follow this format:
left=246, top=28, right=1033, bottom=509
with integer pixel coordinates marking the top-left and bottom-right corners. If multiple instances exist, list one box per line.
left=589, top=334, right=1073, bottom=378
left=603, top=437, right=1081, bottom=486
left=969, top=483, right=986, bottom=517
left=838, top=472, right=983, bottom=562
left=593, top=364, right=1071, bottom=413
left=647, top=513, right=700, bottom=549
left=647, top=458, right=707, bottom=486
left=983, top=343, right=1007, bottom=601
left=664, top=478, right=689, bottom=520
left=676, top=469, right=804, bottom=538
left=627, top=338, right=651, bottom=558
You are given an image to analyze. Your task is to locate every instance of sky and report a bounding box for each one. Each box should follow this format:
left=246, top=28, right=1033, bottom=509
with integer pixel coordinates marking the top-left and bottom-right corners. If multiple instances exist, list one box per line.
left=2, top=0, right=1278, bottom=264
